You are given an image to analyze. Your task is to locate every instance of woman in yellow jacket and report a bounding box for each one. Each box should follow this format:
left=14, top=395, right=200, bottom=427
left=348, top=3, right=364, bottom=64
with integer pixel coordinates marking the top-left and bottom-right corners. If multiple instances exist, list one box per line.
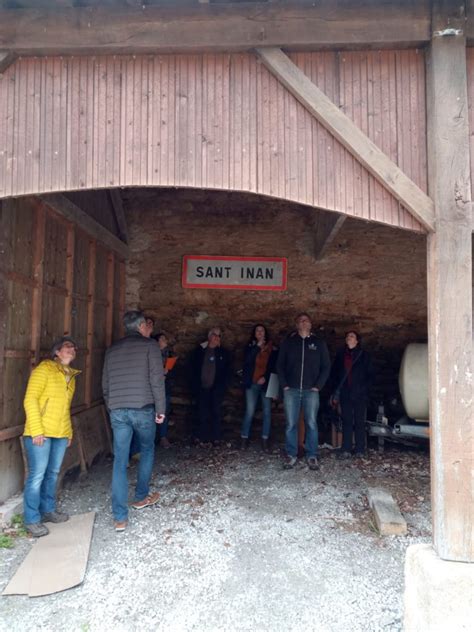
left=23, top=336, right=81, bottom=537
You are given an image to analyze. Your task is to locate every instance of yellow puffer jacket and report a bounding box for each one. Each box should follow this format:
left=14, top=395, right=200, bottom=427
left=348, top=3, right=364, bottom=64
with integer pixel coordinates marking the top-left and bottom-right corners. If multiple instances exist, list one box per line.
left=23, top=360, right=81, bottom=439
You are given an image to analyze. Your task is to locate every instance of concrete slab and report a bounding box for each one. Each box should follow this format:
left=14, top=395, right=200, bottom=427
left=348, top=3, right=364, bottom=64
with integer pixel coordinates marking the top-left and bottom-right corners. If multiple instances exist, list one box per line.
left=404, top=543, right=474, bottom=631
left=0, top=493, right=23, bottom=528
left=367, top=487, right=407, bottom=536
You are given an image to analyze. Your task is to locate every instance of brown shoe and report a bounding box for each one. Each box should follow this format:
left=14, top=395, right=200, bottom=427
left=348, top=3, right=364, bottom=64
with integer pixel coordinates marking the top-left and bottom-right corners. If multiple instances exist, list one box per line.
left=131, top=492, right=160, bottom=510
left=159, top=437, right=171, bottom=449
left=114, top=520, right=128, bottom=532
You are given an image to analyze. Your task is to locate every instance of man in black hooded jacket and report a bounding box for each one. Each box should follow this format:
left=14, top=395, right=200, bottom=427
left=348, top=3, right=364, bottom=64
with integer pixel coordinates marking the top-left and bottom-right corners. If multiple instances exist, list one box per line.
left=277, top=312, right=330, bottom=470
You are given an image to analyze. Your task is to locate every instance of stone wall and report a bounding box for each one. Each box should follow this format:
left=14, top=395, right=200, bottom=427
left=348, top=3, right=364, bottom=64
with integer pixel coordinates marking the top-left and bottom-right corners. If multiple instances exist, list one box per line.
left=124, top=188, right=427, bottom=442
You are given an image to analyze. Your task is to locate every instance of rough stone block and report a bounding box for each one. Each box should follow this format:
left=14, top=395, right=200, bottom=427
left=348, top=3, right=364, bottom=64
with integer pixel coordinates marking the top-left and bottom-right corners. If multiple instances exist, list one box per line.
left=404, top=543, right=474, bottom=631
left=367, top=487, right=407, bottom=536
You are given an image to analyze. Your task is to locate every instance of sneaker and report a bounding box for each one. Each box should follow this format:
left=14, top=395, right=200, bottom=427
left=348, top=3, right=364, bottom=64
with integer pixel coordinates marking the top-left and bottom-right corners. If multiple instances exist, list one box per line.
left=283, top=455, right=297, bottom=469
left=336, top=450, right=352, bottom=460
left=25, top=522, right=49, bottom=537
left=240, top=437, right=248, bottom=450
left=114, top=520, right=127, bottom=532
left=306, top=456, right=319, bottom=471
left=354, top=451, right=367, bottom=459
left=41, top=511, right=69, bottom=523
left=131, top=492, right=160, bottom=510
left=159, top=437, right=171, bottom=449
left=261, top=438, right=270, bottom=453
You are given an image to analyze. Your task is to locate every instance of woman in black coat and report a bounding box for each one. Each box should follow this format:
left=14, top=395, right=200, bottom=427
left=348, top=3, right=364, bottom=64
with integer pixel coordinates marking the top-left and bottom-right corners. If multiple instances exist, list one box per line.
left=330, top=331, right=374, bottom=457
left=240, top=324, right=278, bottom=451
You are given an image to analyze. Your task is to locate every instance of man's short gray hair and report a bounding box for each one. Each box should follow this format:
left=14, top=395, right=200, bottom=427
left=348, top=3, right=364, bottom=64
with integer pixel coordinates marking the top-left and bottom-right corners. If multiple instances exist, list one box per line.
left=208, top=327, right=221, bottom=339
left=123, top=310, right=146, bottom=333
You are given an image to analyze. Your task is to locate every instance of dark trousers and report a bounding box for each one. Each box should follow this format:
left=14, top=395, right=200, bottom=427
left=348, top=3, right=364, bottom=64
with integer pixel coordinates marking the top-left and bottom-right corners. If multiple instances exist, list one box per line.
left=341, top=398, right=367, bottom=453
left=198, top=387, right=224, bottom=442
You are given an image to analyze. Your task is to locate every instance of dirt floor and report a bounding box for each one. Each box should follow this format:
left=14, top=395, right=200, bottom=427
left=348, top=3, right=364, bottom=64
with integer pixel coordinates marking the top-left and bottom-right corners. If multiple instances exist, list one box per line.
left=0, top=442, right=431, bottom=632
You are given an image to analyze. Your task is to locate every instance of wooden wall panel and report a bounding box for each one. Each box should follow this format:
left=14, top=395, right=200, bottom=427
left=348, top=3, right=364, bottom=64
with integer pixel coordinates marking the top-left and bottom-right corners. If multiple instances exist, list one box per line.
left=91, top=350, right=105, bottom=402
left=40, top=291, right=66, bottom=352
left=0, top=196, right=125, bottom=502
left=73, top=231, right=91, bottom=296
left=0, top=52, right=428, bottom=232
left=2, top=358, right=30, bottom=430
left=71, top=350, right=87, bottom=408
left=6, top=282, right=33, bottom=353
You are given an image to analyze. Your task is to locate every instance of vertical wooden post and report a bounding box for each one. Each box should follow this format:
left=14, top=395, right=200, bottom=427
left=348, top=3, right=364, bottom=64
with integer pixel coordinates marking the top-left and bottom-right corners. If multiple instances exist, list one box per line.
left=119, top=260, right=126, bottom=337
left=85, top=239, right=96, bottom=406
left=30, top=203, right=46, bottom=366
left=105, top=252, right=115, bottom=348
left=426, top=5, right=473, bottom=562
left=0, top=201, right=8, bottom=427
left=63, top=223, right=75, bottom=335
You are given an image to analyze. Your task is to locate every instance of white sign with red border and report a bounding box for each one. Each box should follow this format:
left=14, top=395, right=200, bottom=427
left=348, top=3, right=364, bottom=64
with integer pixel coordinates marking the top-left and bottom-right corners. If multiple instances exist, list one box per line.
left=182, top=256, right=287, bottom=291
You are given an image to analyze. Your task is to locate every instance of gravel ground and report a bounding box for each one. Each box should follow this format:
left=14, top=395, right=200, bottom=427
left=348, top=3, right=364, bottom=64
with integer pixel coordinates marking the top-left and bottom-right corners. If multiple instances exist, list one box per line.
left=0, top=443, right=431, bottom=632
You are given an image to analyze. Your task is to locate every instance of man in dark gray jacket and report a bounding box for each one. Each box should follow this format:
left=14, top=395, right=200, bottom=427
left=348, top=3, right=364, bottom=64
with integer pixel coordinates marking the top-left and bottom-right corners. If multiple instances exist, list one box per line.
left=102, top=310, right=166, bottom=532
left=277, top=312, right=330, bottom=471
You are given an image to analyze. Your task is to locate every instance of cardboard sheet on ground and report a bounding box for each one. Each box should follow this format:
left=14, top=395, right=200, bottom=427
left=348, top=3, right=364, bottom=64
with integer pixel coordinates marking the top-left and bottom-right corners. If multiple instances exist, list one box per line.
left=2, top=512, right=95, bottom=597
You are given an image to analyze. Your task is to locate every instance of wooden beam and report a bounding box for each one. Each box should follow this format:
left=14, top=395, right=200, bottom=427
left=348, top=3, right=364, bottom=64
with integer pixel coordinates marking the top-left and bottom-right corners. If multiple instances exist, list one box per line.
left=0, top=201, right=7, bottom=430
left=119, top=260, right=126, bottom=338
left=108, top=190, right=128, bottom=244
left=39, top=194, right=129, bottom=260
left=30, top=202, right=46, bottom=367
left=313, top=213, right=346, bottom=261
left=0, top=50, right=16, bottom=73
left=63, top=222, right=75, bottom=335
left=0, top=425, right=23, bottom=443
left=0, top=2, right=431, bottom=56
left=105, top=252, right=114, bottom=348
left=426, top=7, right=473, bottom=562
left=257, top=47, right=436, bottom=232
left=84, top=240, right=96, bottom=407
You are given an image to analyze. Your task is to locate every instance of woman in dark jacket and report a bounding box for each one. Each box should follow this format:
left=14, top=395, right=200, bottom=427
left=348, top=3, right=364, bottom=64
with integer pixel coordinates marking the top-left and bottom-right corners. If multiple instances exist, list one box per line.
left=330, top=330, right=374, bottom=457
left=240, top=324, right=278, bottom=451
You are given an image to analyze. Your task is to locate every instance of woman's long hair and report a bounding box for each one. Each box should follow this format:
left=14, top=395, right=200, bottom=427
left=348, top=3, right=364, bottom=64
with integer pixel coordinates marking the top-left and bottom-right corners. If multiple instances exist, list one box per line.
left=249, top=323, right=271, bottom=346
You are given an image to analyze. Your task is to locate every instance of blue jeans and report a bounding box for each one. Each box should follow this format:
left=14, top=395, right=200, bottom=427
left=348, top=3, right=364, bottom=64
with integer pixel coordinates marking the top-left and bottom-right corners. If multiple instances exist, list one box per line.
left=110, top=407, right=156, bottom=521
left=23, top=436, right=69, bottom=524
left=241, top=383, right=272, bottom=439
left=283, top=388, right=320, bottom=458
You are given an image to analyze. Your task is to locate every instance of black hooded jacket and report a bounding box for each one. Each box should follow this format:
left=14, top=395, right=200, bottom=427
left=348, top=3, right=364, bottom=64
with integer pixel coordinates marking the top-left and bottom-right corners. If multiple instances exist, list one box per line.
left=277, top=331, right=330, bottom=391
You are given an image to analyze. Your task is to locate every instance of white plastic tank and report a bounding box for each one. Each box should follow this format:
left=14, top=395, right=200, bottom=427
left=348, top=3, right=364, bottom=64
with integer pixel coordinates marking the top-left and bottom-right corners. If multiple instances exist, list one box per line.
left=398, top=343, right=429, bottom=422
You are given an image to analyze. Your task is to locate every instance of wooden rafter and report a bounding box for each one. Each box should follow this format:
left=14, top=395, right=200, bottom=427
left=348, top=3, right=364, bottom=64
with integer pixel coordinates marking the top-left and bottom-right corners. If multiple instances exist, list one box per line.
left=0, top=50, right=16, bottom=73
left=108, top=190, right=128, bottom=244
left=40, top=194, right=129, bottom=260
left=313, top=214, right=347, bottom=261
left=0, top=2, right=432, bottom=56
left=256, top=47, right=436, bottom=232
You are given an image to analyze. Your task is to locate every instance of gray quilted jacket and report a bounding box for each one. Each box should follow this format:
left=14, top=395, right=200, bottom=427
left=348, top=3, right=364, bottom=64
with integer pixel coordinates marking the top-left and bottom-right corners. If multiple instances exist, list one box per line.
left=102, top=332, right=166, bottom=414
